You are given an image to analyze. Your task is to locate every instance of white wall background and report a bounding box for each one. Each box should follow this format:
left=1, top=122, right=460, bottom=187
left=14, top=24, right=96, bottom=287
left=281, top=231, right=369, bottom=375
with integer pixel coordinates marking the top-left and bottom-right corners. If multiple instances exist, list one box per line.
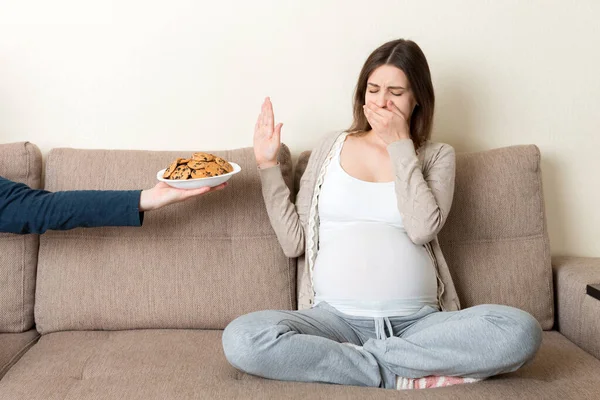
left=0, top=0, right=599, bottom=257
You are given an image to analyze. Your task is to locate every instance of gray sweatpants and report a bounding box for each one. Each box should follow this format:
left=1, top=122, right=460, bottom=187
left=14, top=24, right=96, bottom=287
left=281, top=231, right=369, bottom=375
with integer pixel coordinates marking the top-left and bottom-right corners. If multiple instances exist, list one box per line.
left=222, top=302, right=542, bottom=389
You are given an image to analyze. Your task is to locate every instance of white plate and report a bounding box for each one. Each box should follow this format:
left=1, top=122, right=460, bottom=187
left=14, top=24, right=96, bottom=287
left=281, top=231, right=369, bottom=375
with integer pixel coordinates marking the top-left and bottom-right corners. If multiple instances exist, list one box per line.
left=157, top=162, right=241, bottom=189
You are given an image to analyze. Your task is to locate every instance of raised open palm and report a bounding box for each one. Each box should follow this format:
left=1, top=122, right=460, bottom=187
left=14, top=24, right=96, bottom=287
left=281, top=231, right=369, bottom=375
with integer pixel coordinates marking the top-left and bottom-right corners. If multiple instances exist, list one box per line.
left=253, top=97, right=283, bottom=168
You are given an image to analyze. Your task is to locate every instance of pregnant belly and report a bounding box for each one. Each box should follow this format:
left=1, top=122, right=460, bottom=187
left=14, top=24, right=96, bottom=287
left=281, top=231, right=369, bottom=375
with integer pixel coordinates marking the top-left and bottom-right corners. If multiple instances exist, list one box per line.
left=313, top=223, right=438, bottom=301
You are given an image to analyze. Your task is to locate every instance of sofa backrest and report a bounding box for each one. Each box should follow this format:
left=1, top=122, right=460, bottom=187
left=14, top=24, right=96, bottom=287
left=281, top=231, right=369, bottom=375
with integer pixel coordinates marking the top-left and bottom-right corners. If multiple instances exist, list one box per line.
left=0, top=142, right=42, bottom=333
left=437, top=145, right=553, bottom=329
left=296, top=144, right=554, bottom=329
left=34, top=146, right=296, bottom=334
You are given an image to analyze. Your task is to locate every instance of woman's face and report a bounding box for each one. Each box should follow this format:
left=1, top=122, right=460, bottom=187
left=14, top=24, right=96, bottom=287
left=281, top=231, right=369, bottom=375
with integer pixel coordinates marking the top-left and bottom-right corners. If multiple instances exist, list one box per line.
left=364, top=64, right=417, bottom=121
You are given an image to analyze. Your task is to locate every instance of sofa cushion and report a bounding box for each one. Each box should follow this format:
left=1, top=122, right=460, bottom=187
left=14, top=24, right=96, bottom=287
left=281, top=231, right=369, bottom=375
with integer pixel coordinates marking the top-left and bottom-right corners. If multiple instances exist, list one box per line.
left=0, top=330, right=39, bottom=379
left=34, top=146, right=295, bottom=334
left=437, top=145, right=553, bottom=329
left=0, top=330, right=598, bottom=399
left=296, top=144, right=554, bottom=329
left=0, top=142, right=42, bottom=333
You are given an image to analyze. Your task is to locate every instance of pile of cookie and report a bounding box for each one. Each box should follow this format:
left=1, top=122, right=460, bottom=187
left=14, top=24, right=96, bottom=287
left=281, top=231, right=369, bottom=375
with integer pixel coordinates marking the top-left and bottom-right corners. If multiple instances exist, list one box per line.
left=162, top=152, right=234, bottom=180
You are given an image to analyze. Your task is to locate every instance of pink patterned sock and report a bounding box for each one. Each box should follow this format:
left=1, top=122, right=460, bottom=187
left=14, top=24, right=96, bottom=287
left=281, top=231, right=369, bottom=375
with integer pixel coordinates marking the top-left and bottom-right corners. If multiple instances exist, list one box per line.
left=396, top=375, right=482, bottom=390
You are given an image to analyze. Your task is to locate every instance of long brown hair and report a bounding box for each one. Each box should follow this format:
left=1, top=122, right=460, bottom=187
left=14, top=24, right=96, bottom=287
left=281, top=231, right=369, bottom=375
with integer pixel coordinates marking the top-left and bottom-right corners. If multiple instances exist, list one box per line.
left=348, top=39, right=435, bottom=150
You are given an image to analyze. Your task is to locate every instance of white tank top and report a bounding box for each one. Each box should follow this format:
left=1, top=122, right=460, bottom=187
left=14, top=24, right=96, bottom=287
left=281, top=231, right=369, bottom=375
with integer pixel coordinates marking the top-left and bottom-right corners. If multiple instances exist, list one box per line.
left=313, top=141, right=439, bottom=317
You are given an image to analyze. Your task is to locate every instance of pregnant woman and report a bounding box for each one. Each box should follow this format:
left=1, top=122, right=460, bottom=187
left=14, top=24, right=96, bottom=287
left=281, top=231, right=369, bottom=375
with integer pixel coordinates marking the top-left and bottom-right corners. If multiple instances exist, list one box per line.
left=223, top=39, right=541, bottom=390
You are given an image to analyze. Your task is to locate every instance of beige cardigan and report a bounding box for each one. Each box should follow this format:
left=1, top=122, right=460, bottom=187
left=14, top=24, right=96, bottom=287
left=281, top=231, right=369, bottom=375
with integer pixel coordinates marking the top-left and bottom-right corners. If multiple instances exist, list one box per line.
left=259, top=131, right=461, bottom=312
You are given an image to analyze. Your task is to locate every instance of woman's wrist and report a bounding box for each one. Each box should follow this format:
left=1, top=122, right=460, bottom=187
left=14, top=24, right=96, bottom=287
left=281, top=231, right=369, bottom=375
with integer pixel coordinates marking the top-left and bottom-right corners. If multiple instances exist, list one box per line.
left=393, top=130, right=411, bottom=141
left=257, top=160, right=279, bottom=169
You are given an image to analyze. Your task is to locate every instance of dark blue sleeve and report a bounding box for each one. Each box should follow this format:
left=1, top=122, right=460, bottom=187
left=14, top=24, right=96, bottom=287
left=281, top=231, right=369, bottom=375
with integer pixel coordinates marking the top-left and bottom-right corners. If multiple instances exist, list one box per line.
left=0, top=176, right=144, bottom=234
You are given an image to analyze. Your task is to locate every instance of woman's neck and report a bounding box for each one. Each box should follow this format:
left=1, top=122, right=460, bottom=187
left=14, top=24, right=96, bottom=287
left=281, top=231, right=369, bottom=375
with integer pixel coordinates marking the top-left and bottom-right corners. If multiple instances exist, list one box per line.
left=363, top=130, right=390, bottom=149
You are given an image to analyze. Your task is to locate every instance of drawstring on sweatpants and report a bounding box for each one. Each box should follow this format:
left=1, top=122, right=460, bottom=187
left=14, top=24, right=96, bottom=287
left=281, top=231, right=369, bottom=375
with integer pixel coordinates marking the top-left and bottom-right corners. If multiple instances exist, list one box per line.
left=374, top=317, right=394, bottom=339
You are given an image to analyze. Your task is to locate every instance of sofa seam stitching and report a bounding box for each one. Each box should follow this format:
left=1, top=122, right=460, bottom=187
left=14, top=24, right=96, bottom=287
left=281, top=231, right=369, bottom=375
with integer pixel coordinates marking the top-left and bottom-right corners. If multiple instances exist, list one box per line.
left=21, top=142, right=31, bottom=332
left=443, top=233, right=545, bottom=245
left=0, top=332, right=40, bottom=377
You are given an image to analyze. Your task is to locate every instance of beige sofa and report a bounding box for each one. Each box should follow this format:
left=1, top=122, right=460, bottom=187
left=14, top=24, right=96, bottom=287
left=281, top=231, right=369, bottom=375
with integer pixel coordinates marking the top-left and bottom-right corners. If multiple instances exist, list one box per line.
left=0, top=140, right=599, bottom=399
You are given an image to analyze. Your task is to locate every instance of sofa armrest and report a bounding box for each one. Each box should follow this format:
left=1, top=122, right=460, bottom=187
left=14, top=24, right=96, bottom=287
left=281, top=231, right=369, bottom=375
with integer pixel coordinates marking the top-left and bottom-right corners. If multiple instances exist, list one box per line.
left=0, top=329, right=39, bottom=379
left=552, top=256, right=600, bottom=360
